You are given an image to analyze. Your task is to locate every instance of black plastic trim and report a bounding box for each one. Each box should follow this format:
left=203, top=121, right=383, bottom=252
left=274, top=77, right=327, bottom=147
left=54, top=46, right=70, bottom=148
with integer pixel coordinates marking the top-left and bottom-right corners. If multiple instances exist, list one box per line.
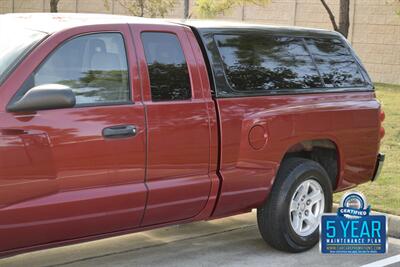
left=371, top=153, right=385, bottom=182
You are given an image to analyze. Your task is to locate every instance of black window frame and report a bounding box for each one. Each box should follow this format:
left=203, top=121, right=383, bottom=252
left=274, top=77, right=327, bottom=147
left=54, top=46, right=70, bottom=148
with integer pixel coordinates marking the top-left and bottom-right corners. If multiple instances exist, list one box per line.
left=140, top=31, right=193, bottom=102
left=8, top=31, right=133, bottom=109
left=198, top=28, right=373, bottom=98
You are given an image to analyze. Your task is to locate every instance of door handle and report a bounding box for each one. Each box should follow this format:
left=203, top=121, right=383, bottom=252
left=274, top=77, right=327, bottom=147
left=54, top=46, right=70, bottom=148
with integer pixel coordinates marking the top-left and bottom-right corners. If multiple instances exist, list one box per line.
left=102, top=125, right=137, bottom=139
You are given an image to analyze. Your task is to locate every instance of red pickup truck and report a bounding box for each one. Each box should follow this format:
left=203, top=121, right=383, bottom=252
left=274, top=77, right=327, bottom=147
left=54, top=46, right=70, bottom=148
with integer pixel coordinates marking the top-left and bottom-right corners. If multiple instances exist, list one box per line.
left=0, top=13, right=385, bottom=256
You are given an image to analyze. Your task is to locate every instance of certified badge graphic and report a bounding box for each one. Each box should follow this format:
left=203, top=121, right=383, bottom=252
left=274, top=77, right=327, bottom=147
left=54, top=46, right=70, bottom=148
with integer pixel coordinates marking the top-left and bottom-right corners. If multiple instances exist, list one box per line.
left=320, top=192, right=387, bottom=254
left=337, top=192, right=370, bottom=219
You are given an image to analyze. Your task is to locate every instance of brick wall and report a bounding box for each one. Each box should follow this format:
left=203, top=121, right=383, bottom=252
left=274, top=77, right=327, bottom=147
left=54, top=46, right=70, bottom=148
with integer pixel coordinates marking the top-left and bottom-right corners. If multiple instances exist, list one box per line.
left=1, top=0, right=399, bottom=84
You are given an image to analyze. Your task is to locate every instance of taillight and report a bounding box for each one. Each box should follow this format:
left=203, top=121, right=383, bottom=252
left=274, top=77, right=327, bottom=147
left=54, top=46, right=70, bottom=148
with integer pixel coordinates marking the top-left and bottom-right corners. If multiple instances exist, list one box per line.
left=379, top=109, right=385, bottom=139
left=379, top=127, right=385, bottom=139
left=379, top=109, right=385, bottom=122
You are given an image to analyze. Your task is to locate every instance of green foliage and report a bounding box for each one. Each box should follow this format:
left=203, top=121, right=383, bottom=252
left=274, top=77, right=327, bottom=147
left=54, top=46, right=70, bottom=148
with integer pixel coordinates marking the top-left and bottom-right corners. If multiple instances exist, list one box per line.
left=193, top=0, right=234, bottom=18
left=193, top=0, right=269, bottom=19
left=104, top=0, right=176, bottom=17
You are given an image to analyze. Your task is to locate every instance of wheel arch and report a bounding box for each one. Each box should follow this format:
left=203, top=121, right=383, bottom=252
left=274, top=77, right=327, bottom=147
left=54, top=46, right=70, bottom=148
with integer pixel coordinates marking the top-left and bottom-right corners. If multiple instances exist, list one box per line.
left=277, top=139, right=341, bottom=190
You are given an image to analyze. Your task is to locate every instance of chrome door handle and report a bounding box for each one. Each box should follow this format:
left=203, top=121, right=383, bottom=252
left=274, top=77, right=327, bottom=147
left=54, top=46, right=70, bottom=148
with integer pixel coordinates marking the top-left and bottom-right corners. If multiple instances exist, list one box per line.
left=102, top=125, right=137, bottom=139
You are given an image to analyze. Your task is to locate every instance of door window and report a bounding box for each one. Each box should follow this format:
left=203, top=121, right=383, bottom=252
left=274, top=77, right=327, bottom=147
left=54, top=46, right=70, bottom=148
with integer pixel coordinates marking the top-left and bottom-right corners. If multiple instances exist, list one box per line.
left=141, top=32, right=191, bottom=101
left=33, top=33, right=130, bottom=105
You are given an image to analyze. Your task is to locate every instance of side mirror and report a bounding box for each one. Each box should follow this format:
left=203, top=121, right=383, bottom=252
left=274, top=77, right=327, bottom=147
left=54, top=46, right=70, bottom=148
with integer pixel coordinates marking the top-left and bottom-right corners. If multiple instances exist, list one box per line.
left=7, top=84, right=76, bottom=112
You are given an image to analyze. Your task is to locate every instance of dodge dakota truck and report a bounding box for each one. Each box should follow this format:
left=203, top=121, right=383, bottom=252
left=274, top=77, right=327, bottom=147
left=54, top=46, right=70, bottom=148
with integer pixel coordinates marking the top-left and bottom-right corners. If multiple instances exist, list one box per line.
left=0, top=13, right=385, bottom=256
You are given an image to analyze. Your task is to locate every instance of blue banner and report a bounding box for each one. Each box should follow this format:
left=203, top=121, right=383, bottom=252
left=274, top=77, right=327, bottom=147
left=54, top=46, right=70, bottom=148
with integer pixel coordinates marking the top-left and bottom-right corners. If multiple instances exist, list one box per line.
left=320, top=214, right=387, bottom=254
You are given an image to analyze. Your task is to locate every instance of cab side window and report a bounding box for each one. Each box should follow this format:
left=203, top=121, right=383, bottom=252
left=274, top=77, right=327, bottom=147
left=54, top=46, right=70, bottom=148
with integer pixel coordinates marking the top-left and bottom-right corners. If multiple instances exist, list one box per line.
left=141, top=32, right=191, bottom=101
left=34, top=33, right=130, bottom=105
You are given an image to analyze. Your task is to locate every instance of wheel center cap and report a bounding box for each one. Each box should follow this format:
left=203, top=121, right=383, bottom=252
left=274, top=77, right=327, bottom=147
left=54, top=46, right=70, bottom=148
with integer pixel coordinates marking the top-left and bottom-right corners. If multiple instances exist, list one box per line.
left=300, top=203, right=306, bottom=211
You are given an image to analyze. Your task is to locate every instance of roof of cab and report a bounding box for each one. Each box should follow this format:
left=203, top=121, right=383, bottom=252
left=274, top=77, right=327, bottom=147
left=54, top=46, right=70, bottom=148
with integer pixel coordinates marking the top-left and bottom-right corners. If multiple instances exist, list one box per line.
left=178, top=19, right=341, bottom=38
left=0, top=13, right=177, bottom=34
left=1, top=13, right=340, bottom=38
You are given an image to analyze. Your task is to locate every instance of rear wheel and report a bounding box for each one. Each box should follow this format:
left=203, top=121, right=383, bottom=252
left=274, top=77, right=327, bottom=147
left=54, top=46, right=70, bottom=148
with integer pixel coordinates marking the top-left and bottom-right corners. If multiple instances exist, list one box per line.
left=257, top=157, right=332, bottom=252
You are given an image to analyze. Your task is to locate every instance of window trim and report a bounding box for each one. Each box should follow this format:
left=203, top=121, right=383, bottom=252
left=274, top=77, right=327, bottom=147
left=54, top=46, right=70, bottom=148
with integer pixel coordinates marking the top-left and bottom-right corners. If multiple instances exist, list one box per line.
left=9, top=31, right=134, bottom=110
left=301, top=38, right=326, bottom=88
left=140, top=31, right=193, bottom=102
left=210, top=32, right=373, bottom=98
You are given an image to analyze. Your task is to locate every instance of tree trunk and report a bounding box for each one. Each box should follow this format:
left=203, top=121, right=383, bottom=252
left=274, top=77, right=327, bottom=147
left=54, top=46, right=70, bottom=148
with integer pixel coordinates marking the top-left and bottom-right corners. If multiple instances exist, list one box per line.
left=320, top=0, right=350, bottom=38
left=139, top=0, right=144, bottom=17
left=50, top=0, right=60, bottom=13
left=338, top=0, right=350, bottom=38
left=184, top=0, right=189, bottom=19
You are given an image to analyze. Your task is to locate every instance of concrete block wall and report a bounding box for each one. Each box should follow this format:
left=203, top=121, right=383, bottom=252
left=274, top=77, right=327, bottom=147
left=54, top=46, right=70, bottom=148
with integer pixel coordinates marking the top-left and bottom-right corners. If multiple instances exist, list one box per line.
left=1, top=0, right=399, bottom=84
left=351, top=0, right=400, bottom=84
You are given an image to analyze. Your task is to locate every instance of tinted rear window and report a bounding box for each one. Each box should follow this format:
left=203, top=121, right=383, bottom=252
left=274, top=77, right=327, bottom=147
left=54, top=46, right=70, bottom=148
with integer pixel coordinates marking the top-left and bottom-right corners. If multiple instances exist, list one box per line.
left=305, top=38, right=365, bottom=88
left=214, top=34, right=323, bottom=92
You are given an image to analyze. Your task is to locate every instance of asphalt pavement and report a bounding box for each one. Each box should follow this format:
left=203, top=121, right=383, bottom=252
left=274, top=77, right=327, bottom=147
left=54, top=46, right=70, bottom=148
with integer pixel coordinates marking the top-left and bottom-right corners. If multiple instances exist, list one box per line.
left=1, top=211, right=399, bottom=267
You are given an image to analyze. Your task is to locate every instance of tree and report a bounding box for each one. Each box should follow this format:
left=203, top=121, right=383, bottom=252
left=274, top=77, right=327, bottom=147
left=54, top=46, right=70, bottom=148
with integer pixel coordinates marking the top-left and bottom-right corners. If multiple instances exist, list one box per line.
left=50, top=0, right=60, bottom=13
left=184, top=0, right=190, bottom=19
left=193, top=0, right=269, bottom=19
left=320, top=0, right=350, bottom=38
left=104, top=0, right=176, bottom=17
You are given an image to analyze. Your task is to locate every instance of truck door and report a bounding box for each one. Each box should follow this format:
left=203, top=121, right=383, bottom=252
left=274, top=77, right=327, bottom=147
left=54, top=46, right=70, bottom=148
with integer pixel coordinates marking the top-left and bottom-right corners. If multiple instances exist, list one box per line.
left=131, top=24, right=212, bottom=225
left=0, top=25, right=147, bottom=252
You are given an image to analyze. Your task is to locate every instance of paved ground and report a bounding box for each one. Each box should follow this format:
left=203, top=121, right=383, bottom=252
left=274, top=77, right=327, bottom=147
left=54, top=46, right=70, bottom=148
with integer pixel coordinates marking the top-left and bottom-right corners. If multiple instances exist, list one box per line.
left=1, top=211, right=400, bottom=267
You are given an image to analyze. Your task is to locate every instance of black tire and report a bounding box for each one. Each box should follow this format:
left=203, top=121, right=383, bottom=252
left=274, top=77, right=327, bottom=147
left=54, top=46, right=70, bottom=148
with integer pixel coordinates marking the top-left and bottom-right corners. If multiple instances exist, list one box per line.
left=257, top=157, right=332, bottom=252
